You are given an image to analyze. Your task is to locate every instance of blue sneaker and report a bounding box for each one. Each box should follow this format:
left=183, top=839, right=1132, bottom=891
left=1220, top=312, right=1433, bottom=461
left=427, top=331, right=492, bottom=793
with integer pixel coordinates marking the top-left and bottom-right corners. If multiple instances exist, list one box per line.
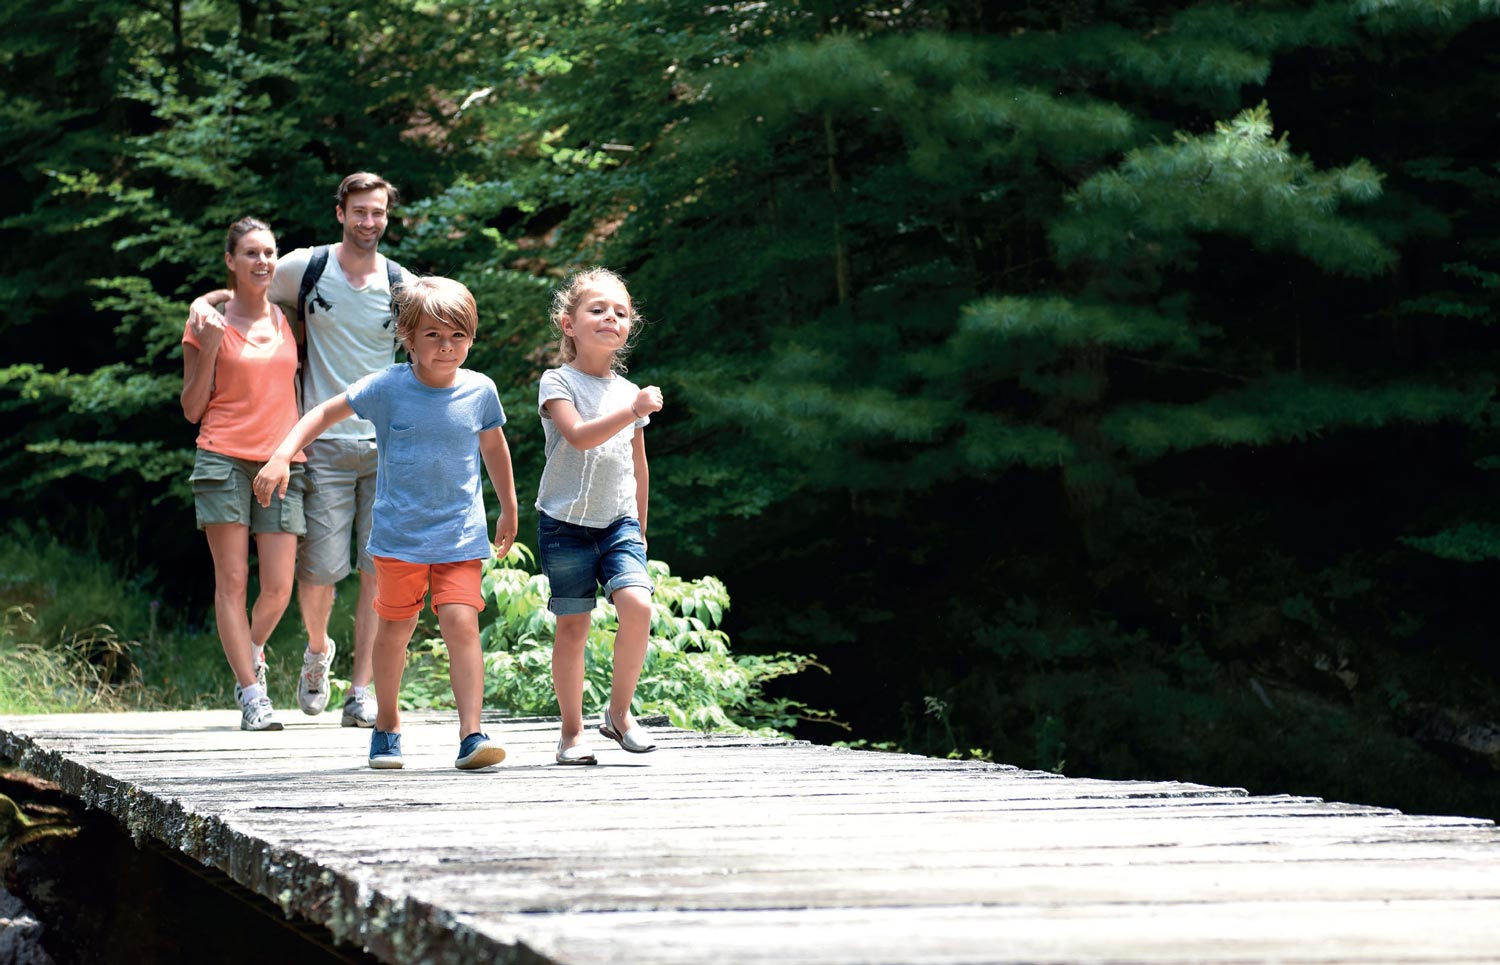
left=455, top=732, right=506, bottom=770
left=368, top=729, right=403, bottom=769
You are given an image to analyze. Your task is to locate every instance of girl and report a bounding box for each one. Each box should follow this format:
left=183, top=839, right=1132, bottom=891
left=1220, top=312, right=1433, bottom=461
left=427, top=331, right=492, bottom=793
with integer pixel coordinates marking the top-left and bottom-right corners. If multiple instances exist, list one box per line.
left=181, top=218, right=307, bottom=731
left=537, top=268, right=664, bottom=765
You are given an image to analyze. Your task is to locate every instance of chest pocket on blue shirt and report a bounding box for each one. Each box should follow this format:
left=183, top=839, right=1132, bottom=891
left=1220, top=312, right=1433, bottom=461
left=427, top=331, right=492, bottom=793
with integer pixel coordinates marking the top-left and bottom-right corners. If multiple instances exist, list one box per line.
left=387, top=424, right=417, bottom=466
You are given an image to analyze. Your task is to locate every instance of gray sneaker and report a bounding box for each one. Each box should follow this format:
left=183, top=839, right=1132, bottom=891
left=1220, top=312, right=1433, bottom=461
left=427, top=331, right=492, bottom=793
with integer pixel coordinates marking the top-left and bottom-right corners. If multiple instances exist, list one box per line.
left=342, top=689, right=377, bottom=728
left=240, top=694, right=283, bottom=732
left=297, top=639, right=337, bottom=716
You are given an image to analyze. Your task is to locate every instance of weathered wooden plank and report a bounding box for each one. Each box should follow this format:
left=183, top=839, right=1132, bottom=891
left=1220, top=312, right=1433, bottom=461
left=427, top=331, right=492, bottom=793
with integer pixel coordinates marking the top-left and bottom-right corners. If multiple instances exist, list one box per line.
left=2, top=710, right=1498, bottom=965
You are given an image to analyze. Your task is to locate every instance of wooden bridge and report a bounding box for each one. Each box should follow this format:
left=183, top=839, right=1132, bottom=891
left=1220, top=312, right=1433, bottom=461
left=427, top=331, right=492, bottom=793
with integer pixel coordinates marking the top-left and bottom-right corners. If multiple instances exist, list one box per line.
left=2, top=709, right=1498, bottom=964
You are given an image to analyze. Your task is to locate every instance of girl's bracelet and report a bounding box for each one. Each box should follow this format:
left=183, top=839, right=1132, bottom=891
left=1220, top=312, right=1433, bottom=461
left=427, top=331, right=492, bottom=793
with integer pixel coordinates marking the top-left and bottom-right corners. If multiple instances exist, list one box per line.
left=630, top=401, right=643, bottom=419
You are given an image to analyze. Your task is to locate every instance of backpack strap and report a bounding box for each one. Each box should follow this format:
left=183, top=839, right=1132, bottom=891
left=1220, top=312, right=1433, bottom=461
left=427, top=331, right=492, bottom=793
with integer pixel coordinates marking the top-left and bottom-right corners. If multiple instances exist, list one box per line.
left=296, top=244, right=331, bottom=326
left=384, top=256, right=405, bottom=331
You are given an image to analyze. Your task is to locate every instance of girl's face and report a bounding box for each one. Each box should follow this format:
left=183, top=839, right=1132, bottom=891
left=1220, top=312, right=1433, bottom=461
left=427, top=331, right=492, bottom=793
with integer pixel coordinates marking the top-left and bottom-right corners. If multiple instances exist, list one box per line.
left=225, top=229, right=277, bottom=292
left=405, top=315, right=472, bottom=388
left=561, top=279, right=633, bottom=358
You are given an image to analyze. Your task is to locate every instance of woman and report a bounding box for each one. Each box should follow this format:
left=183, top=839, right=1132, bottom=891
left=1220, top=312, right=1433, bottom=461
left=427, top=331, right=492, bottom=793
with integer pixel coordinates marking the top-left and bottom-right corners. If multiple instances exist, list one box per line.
left=181, top=217, right=306, bottom=731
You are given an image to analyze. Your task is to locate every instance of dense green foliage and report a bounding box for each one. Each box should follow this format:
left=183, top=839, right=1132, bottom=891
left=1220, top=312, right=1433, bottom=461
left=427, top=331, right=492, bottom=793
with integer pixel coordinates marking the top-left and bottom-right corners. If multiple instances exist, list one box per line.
left=0, top=528, right=818, bottom=733
left=398, top=546, right=830, bottom=734
left=3, top=1, right=1499, bottom=817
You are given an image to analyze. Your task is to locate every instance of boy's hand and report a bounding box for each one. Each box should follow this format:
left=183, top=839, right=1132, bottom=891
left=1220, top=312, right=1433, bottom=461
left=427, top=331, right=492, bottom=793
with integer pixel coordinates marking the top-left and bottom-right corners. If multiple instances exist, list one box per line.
left=633, top=385, right=663, bottom=417
left=252, top=458, right=292, bottom=508
left=493, top=514, right=518, bottom=559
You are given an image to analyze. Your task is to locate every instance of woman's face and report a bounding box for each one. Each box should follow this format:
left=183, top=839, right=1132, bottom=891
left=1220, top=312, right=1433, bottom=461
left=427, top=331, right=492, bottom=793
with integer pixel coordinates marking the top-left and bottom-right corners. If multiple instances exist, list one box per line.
left=225, top=229, right=277, bottom=291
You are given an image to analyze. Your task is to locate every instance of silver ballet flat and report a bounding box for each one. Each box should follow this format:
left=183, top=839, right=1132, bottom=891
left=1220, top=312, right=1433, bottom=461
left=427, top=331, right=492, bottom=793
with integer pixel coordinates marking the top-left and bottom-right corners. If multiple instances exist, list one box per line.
left=600, top=708, right=657, bottom=754
left=555, top=738, right=597, bottom=765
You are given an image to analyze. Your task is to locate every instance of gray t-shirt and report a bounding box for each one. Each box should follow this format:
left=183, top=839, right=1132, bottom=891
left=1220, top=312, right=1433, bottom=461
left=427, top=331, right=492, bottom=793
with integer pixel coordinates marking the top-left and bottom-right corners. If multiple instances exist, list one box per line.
left=267, top=246, right=415, bottom=440
left=535, top=365, right=648, bottom=528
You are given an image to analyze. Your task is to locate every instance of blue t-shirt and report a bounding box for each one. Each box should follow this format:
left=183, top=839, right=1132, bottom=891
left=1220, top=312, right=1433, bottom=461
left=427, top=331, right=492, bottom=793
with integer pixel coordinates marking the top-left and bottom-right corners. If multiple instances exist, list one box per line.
left=346, top=364, right=505, bottom=563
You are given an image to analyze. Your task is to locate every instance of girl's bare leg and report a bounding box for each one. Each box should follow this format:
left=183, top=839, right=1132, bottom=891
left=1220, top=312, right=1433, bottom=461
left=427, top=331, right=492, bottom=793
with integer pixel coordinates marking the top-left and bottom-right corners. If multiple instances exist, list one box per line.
left=552, top=612, right=591, bottom=747
left=607, top=586, right=652, bottom=729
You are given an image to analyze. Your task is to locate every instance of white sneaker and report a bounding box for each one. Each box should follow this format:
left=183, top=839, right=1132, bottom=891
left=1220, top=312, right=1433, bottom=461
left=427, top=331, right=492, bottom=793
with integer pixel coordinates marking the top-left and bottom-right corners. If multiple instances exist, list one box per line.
left=341, top=689, right=377, bottom=728
left=297, top=639, right=337, bottom=716
left=240, top=694, right=283, bottom=731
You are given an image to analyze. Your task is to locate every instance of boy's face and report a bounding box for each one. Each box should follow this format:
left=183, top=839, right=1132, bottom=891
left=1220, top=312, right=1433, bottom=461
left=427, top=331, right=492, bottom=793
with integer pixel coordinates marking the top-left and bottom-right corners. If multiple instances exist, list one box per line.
left=406, top=315, right=471, bottom=388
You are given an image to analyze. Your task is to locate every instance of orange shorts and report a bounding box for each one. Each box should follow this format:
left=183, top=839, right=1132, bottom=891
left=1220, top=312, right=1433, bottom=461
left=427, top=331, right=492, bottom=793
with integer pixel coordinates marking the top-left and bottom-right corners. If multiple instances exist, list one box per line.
left=371, top=556, right=486, bottom=620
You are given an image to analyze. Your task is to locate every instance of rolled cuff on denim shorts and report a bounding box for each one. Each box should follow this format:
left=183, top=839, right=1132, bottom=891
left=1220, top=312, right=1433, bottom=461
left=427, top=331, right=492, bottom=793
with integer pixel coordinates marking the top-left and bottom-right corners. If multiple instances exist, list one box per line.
left=538, top=512, right=654, bottom=616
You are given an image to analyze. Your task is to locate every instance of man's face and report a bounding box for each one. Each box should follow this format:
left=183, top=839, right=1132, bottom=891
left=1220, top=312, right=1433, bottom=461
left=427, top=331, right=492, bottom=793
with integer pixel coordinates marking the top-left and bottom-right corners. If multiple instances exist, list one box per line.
left=336, top=188, right=390, bottom=252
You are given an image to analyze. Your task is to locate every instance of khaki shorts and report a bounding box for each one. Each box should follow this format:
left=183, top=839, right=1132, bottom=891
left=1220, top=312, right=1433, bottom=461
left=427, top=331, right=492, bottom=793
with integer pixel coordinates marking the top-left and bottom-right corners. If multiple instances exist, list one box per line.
left=297, top=437, right=379, bottom=585
left=191, top=448, right=307, bottom=535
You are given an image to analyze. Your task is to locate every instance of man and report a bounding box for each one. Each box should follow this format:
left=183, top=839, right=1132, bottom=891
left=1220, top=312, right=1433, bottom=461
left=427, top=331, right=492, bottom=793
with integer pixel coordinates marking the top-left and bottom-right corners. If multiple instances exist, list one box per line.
left=190, top=172, right=413, bottom=727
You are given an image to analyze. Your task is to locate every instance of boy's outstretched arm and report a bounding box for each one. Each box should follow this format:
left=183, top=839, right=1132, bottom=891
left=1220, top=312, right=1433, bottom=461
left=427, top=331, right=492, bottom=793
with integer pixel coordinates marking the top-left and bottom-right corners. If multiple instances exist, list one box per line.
left=479, top=426, right=519, bottom=557
left=252, top=396, right=354, bottom=506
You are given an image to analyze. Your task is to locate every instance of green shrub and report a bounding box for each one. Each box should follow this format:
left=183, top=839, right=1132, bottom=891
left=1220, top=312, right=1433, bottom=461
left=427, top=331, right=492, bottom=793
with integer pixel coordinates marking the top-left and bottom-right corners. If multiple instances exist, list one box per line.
left=398, top=544, right=835, bottom=736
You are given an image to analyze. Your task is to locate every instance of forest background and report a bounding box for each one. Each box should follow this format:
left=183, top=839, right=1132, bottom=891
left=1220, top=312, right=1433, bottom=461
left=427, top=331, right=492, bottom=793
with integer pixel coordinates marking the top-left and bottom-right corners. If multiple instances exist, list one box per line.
left=2, top=0, right=1498, bottom=820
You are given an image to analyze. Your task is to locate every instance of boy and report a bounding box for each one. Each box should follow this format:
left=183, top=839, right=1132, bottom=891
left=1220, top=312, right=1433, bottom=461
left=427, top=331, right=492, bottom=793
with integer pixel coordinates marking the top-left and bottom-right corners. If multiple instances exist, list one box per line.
left=254, top=276, right=518, bottom=770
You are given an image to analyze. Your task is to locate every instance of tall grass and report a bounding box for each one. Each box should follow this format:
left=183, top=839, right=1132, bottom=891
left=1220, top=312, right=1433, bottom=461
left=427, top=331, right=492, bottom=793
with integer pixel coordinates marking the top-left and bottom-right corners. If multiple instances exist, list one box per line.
left=0, top=526, right=226, bottom=713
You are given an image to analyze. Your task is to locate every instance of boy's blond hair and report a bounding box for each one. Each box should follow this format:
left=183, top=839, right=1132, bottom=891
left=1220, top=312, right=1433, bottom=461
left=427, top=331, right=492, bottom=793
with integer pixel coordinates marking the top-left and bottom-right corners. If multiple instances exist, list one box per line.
left=395, top=276, right=478, bottom=344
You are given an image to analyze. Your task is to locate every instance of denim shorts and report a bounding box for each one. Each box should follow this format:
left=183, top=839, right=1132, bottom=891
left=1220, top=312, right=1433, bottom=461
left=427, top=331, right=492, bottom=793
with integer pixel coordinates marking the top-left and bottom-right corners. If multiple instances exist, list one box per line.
left=298, top=437, right=378, bottom=585
left=537, top=512, right=654, bottom=616
left=190, top=448, right=306, bottom=535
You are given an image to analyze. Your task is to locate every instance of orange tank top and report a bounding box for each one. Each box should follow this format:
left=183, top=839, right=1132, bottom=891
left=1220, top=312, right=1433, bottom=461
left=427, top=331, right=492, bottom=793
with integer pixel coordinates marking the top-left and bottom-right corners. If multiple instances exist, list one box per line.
left=182, top=304, right=306, bottom=462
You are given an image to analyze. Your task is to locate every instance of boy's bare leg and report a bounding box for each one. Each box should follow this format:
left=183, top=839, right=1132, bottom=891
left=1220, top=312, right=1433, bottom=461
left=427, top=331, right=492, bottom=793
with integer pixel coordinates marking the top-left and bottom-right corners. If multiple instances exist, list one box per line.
left=351, top=570, right=378, bottom=687
left=203, top=524, right=256, bottom=686
left=438, top=603, right=485, bottom=737
left=371, top=614, right=417, bottom=733
left=552, top=613, right=591, bottom=746
left=607, top=586, right=652, bottom=730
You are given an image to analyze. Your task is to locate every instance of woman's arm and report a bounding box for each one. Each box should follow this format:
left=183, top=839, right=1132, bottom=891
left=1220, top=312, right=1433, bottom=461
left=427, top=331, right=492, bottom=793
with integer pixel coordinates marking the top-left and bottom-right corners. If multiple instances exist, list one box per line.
left=179, top=317, right=226, bottom=423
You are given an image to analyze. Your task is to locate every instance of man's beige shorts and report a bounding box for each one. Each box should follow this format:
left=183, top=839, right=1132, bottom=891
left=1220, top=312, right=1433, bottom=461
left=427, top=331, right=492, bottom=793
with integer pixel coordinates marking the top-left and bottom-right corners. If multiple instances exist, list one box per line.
left=297, top=437, right=378, bottom=584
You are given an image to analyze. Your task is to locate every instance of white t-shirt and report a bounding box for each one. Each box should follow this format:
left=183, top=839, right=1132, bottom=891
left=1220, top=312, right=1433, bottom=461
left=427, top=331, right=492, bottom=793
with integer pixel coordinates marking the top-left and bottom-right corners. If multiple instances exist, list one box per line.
left=535, top=365, right=649, bottom=528
left=268, top=246, right=415, bottom=440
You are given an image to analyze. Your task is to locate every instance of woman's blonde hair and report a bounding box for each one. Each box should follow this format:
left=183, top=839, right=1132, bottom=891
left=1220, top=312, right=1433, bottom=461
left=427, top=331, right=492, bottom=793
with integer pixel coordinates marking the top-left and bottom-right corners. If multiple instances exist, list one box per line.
left=394, top=275, right=477, bottom=345
left=549, top=267, right=642, bottom=371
